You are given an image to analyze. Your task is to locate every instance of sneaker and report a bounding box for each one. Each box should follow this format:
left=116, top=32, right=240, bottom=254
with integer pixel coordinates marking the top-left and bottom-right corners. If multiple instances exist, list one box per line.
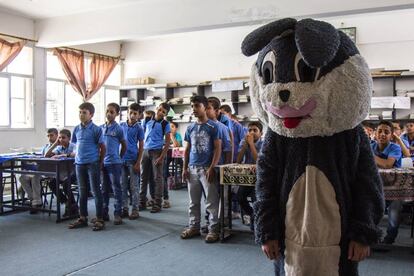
left=162, top=200, right=171, bottom=209
left=232, top=212, right=241, bottom=219
left=129, top=209, right=140, bottom=220
left=150, top=205, right=161, bottom=213
left=29, top=203, right=42, bottom=214
left=205, top=232, right=219, bottom=243
left=138, top=203, right=147, bottom=211
left=113, top=215, right=123, bottom=225
left=121, top=208, right=129, bottom=218
left=180, top=228, right=201, bottom=239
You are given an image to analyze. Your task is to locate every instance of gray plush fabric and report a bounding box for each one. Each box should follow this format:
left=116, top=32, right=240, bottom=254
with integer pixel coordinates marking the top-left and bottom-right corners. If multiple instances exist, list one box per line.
left=250, top=54, right=372, bottom=138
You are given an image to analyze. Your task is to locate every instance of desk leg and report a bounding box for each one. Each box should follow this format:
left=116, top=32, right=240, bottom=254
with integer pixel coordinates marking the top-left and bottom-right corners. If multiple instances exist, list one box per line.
left=228, top=185, right=232, bottom=230
left=220, top=184, right=225, bottom=242
left=56, top=164, right=61, bottom=223
left=0, top=165, right=3, bottom=214
left=11, top=160, right=15, bottom=207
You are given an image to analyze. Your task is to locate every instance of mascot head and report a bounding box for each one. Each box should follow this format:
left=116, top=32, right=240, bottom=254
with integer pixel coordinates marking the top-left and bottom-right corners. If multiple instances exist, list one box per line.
left=242, top=18, right=372, bottom=138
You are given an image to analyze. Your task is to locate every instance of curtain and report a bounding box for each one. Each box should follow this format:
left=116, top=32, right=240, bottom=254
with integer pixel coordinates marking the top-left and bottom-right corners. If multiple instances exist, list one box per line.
left=86, top=54, right=119, bottom=101
left=0, top=38, right=26, bottom=72
left=54, top=48, right=119, bottom=101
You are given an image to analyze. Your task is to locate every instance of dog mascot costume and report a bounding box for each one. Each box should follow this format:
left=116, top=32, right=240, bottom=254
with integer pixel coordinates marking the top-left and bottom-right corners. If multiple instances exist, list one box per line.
left=242, top=18, right=384, bottom=276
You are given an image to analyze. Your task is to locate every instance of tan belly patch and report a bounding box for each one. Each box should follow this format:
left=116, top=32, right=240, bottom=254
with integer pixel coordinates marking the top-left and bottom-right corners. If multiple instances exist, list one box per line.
left=284, top=165, right=341, bottom=276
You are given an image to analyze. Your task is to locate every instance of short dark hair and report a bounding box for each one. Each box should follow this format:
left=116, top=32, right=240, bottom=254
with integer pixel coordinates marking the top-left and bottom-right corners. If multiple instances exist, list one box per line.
left=144, top=110, right=155, bottom=117
left=207, top=96, right=221, bottom=110
left=59, top=129, right=71, bottom=139
left=79, top=102, right=95, bottom=114
left=170, top=121, right=178, bottom=128
left=378, top=120, right=394, bottom=132
left=248, top=121, right=263, bottom=132
left=361, top=121, right=374, bottom=129
left=129, top=103, right=142, bottom=112
left=190, top=95, right=208, bottom=108
left=107, top=102, right=120, bottom=114
left=47, top=128, right=58, bottom=135
left=159, top=102, right=171, bottom=113
left=220, top=104, right=232, bottom=114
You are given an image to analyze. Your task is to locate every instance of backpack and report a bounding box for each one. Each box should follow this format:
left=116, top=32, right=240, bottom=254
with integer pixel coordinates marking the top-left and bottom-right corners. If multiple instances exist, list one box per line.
left=144, top=116, right=169, bottom=136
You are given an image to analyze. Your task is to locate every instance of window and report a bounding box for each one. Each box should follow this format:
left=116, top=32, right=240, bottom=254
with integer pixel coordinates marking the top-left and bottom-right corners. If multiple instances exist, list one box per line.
left=46, top=51, right=121, bottom=128
left=0, top=46, right=33, bottom=128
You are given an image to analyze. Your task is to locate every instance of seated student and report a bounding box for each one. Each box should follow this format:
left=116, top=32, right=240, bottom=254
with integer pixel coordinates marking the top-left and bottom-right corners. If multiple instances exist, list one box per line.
left=401, top=121, right=414, bottom=160
left=395, top=121, right=412, bottom=158
left=101, top=103, right=127, bottom=225
left=162, top=121, right=182, bottom=209
left=44, top=129, right=78, bottom=217
left=362, top=121, right=375, bottom=143
left=370, top=121, right=405, bottom=245
left=236, top=121, right=263, bottom=231
left=371, top=121, right=402, bottom=169
left=19, top=128, right=58, bottom=212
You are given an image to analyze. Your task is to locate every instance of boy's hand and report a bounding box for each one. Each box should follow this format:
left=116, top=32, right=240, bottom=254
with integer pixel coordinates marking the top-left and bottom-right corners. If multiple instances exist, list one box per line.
left=206, top=167, right=215, bottom=183
left=154, top=157, right=163, bottom=166
left=182, top=169, right=189, bottom=181
left=262, top=240, right=280, bottom=260
left=133, top=162, right=140, bottom=174
left=348, top=240, right=370, bottom=261
left=393, top=133, right=401, bottom=141
left=246, top=133, right=254, bottom=145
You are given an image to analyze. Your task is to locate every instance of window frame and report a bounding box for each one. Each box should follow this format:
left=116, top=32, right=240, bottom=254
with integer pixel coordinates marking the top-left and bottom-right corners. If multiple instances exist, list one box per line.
left=0, top=45, right=35, bottom=130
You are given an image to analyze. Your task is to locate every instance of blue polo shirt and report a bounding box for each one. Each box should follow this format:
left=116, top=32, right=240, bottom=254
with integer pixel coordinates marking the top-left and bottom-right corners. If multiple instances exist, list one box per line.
left=400, top=134, right=414, bottom=160
left=239, top=138, right=263, bottom=164
left=101, top=121, right=125, bottom=165
left=40, top=144, right=52, bottom=156
left=72, top=121, right=103, bottom=164
left=216, top=121, right=231, bottom=165
left=143, top=119, right=171, bottom=150
left=121, top=121, right=145, bottom=161
left=185, top=120, right=219, bottom=167
left=218, top=113, right=233, bottom=131
left=231, top=120, right=247, bottom=162
left=53, top=143, right=76, bottom=155
left=370, top=141, right=402, bottom=168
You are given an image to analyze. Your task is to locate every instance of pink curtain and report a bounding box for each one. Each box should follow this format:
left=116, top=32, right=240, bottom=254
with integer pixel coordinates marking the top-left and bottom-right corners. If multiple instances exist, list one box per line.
left=53, top=48, right=87, bottom=99
left=0, top=38, right=26, bottom=72
left=86, top=54, right=119, bottom=101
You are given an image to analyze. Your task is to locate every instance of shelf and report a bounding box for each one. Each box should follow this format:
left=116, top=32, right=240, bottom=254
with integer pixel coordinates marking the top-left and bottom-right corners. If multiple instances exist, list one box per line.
left=372, top=75, right=414, bottom=79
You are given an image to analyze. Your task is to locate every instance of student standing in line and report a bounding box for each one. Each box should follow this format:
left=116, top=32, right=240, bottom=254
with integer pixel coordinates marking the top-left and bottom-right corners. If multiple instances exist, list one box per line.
left=101, top=103, right=127, bottom=225
left=139, top=103, right=171, bottom=213
left=69, top=102, right=106, bottom=231
left=181, top=95, right=222, bottom=243
left=120, top=103, right=144, bottom=220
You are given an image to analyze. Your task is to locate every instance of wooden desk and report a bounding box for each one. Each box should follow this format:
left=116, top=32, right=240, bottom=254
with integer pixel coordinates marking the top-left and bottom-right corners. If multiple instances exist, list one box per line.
left=0, top=155, right=74, bottom=222
left=218, top=164, right=256, bottom=242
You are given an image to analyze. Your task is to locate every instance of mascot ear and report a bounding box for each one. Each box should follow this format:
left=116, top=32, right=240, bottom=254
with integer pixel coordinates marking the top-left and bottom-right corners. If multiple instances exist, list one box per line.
left=295, top=19, right=340, bottom=68
left=241, top=18, right=297, bottom=56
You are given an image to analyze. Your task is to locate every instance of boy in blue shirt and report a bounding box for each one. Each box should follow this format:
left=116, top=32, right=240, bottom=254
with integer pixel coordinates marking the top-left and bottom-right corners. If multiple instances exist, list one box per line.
left=181, top=96, right=222, bottom=243
left=69, top=102, right=106, bottom=231
left=236, top=121, right=263, bottom=231
left=370, top=121, right=404, bottom=246
left=139, top=103, right=171, bottom=213
left=44, top=129, right=78, bottom=217
left=401, top=121, right=414, bottom=161
left=101, top=103, right=127, bottom=225
left=220, top=104, right=247, bottom=162
left=371, top=121, right=402, bottom=168
left=20, top=128, right=58, bottom=213
left=120, top=103, right=144, bottom=220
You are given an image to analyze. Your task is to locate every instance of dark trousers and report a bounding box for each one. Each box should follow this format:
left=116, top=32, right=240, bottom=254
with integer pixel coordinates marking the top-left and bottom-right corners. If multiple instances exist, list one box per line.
left=47, top=174, right=77, bottom=207
left=237, top=186, right=256, bottom=216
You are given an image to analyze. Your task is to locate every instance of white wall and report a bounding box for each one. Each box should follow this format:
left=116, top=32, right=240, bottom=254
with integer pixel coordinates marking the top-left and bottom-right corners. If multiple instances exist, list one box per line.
left=123, top=8, right=414, bottom=84
left=0, top=11, right=34, bottom=39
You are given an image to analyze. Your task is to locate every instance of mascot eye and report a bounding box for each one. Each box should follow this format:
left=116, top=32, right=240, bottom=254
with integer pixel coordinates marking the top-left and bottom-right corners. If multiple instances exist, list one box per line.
left=294, top=53, right=320, bottom=82
left=261, top=51, right=276, bottom=85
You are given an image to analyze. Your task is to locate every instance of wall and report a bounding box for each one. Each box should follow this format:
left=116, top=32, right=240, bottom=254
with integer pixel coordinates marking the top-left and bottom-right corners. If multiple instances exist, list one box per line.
left=123, top=8, right=414, bottom=84
left=0, top=11, right=34, bottom=39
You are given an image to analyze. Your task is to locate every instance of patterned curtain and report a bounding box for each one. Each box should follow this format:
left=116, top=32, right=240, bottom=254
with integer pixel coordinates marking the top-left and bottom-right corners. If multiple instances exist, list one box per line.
left=0, top=38, right=26, bottom=72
